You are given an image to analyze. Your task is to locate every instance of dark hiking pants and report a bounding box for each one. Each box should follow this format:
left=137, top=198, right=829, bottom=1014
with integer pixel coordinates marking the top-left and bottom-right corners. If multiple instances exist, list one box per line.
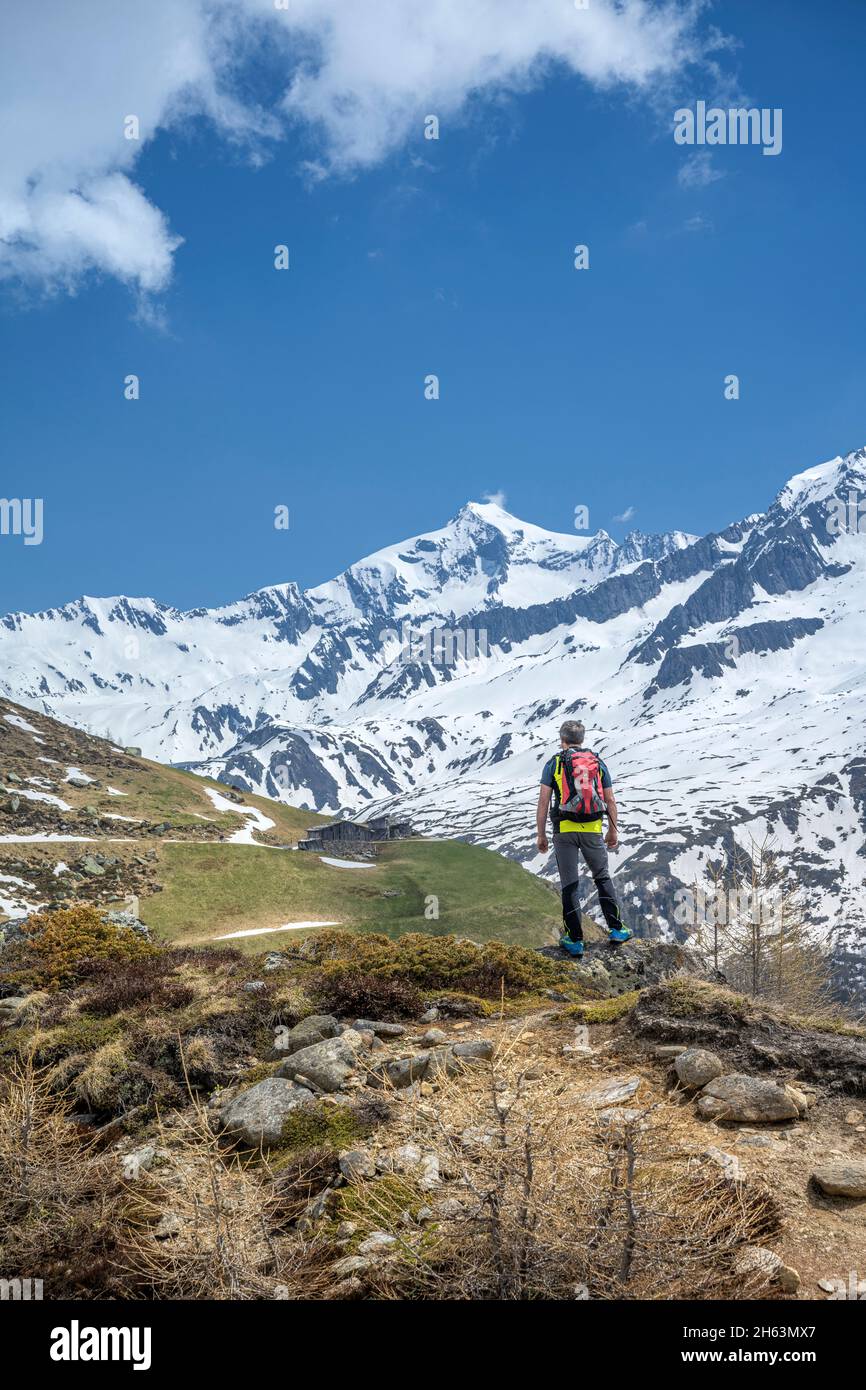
left=553, top=830, right=625, bottom=942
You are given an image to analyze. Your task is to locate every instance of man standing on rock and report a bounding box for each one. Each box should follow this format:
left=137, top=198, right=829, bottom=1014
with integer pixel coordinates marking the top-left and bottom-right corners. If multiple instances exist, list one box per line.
left=535, top=720, right=631, bottom=958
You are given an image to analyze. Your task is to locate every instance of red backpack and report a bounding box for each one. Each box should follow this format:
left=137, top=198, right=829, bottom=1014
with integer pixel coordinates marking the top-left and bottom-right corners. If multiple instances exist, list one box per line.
left=555, top=747, right=605, bottom=821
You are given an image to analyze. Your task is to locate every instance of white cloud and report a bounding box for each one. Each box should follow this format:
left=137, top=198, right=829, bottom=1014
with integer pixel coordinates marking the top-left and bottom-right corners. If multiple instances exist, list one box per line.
left=681, top=212, right=714, bottom=234
left=677, top=151, right=725, bottom=188
left=614, top=505, right=636, bottom=523
left=0, top=0, right=712, bottom=299
left=483, top=490, right=508, bottom=508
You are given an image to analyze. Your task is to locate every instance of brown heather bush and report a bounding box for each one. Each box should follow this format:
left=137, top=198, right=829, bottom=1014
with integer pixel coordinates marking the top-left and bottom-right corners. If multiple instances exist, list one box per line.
left=311, top=968, right=423, bottom=1019
left=80, top=957, right=196, bottom=1017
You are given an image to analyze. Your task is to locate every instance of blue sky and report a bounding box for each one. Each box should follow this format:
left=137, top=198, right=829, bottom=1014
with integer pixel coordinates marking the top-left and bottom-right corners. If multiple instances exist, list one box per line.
left=2, top=0, right=865, bottom=614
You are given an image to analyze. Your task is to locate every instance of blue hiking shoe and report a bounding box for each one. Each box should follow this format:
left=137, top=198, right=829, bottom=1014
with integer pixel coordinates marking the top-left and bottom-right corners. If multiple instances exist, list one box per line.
left=559, top=936, right=585, bottom=958
left=608, top=926, right=633, bottom=944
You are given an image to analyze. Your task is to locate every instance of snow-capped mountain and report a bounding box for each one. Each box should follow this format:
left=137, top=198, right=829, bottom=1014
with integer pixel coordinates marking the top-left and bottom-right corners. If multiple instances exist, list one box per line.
left=3, top=448, right=866, bottom=997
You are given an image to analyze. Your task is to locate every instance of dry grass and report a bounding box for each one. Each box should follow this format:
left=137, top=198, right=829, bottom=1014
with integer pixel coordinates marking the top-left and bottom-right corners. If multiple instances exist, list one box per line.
left=0, top=1057, right=125, bottom=1294
left=338, top=1029, right=782, bottom=1300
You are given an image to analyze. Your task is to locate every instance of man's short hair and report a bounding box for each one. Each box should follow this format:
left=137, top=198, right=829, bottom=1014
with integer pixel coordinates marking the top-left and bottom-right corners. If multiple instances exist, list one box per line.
left=559, top=720, right=585, bottom=745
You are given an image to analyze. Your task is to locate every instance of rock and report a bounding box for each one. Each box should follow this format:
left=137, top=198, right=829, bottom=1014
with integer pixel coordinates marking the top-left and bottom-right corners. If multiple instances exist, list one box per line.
left=276, top=1032, right=366, bottom=1092
left=652, top=1044, right=688, bottom=1059
left=421, top=1028, right=449, bottom=1046
left=353, top=1019, right=406, bottom=1038
left=844, top=1109, right=864, bottom=1127
left=302, top=1189, right=338, bottom=1223
left=696, top=1073, right=799, bottom=1124
left=704, top=1146, right=740, bottom=1179
left=242, top=980, right=266, bottom=993
left=333, top=1255, right=372, bottom=1278
left=419, top=1007, right=439, bottom=1024
left=419, top=1154, right=441, bottom=1191
left=102, top=910, right=151, bottom=940
left=357, top=1231, right=397, bottom=1256
left=817, top=1278, right=836, bottom=1293
left=784, top=1084, right=812, bottom=1117
left=264, top=952, right=288, bottom=972
left=392, top=1143, right=423, bottom=1170
left=460, top=1126, right=494, bottom=1150
left=582, top=1076, right=642, bottom=1107
left=674, top=1048, right=725, bottom=1089
left=735, top=1246, right=782, bottom=1278
left=425, top=1046, right=461, bottom=1080
left=434, top=1198, right=465, bottom=1220
left=778, top=1265, right=801, bottom=1293
left=597, top=1107, right=646, bottom=1129
left=0, top=996, right=28, bottom=1022
left=370, top=1052, right=433, bottom=1089
left=453, top=1039, right=494, bottom=1062
left=811, top=1161, right=866, bottom=1198
left=576, top=959, right=610, bottom=985
left=79, top=855, right=105, bottom=876
left=277, top=1014, right=341, bottom=1056
left=523, top=1066, right=544, bottom=1080
left=153, top=1212, right=181, bottom=1240
left=120, top=1143, right=157, bottom=1179
left=216, top=1077, right=314, bottom=1146
left=338, top=1149, right=377, bottom=1183
left=335, top=1221, right=358, bottom=1241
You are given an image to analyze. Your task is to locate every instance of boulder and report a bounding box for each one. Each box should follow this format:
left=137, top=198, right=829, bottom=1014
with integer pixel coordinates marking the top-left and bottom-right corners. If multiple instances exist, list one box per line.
left=338, top=1149, right=377, bottom=1183
left=421, top=1028, right=449, bottom=1046
left=811, top=1161, right=866, bottom=1198
left=370, top=1052, right=433, bottom=1089
left=357, top=1232, right=397, bottom=1256
left=120, top=1143, right=157, bottom=1179
left=784, top=1084, right=813, bottom=1117
left=674, top=1047, right=725, bottom=1089
left=277, top=1014, right=341, bottom=1056
left=276, top=1032, right=366, bottom=1092
left=582, top=1076, right=642, bottom=1108
left=216, top=1077, right=314, bottom=1146
left=353, top=1019, right=406, bottom=1038
left=696, top=1073, right=799, bottom=1123
left=453, top=1039, right=494, bottom=1062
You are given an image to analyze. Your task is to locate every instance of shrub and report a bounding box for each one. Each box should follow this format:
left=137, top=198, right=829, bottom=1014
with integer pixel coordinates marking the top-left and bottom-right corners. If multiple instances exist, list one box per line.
left=81, top=958, right=194, bottom=1017
left=5, top=905, right=157, bottom=991
left=303, top=930, right=565, bottom=1006
left=311, top=969, right=423, bottom=1019
left=30, top=1013, right=126, bottom=1067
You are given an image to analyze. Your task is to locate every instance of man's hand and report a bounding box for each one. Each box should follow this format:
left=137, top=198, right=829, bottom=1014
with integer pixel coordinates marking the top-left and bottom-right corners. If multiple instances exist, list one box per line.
left=605, top=826, right=618, bottom=850
left=535, top=784, right=553, bottom=858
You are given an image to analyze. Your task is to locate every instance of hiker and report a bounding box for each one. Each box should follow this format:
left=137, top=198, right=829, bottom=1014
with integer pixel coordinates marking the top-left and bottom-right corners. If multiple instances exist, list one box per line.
left=535, top=720, right=631, bottom=958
